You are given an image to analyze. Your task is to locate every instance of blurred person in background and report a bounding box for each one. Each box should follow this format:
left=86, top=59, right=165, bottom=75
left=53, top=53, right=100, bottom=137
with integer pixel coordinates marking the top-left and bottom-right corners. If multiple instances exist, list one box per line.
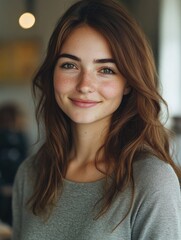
left=0, top=103, right=28, bottom=226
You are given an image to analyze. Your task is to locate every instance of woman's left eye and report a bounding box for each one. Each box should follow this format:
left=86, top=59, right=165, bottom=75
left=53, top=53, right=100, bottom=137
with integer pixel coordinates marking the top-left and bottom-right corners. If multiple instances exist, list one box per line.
left=100, top=68, right=115, bottom=74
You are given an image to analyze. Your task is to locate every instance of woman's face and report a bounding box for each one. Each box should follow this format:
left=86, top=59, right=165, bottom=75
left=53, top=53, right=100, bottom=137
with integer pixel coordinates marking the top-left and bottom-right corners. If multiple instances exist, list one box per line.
left=53, top=25, right=130, bottom=125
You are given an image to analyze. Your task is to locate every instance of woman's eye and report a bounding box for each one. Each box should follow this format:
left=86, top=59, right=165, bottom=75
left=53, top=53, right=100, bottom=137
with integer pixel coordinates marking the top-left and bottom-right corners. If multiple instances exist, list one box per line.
left=100, top=68, right=115, bottom=74
left=60, top=63, right=76, bottom=69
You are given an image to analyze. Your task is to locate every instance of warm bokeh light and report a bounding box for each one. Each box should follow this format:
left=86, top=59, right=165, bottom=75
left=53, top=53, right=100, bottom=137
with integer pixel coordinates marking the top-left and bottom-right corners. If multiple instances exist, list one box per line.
left=19, top=12, right=35, bottom=29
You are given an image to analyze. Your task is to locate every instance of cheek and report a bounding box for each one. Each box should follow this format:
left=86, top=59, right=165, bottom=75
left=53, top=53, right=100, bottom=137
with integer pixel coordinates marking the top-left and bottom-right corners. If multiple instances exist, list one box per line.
left=100, top=81, right=125, bottom=99
left=53, top=72, right=73, bottom=94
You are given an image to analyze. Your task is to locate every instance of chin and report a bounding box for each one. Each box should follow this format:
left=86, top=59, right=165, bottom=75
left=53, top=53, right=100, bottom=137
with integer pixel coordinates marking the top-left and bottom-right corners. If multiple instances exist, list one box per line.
left=69, top=114, right=111, bottom=125
left=70, top=118, right=96, bottom=124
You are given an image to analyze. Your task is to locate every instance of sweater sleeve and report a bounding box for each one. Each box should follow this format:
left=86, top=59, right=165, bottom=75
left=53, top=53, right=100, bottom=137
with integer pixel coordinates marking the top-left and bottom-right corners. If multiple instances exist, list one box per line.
left=131, top=159, right=181, bottom=240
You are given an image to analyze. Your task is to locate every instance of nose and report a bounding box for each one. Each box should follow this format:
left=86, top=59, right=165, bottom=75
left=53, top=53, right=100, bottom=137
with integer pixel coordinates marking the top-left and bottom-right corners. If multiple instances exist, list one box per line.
left=76, top=71, right=95, bottom=94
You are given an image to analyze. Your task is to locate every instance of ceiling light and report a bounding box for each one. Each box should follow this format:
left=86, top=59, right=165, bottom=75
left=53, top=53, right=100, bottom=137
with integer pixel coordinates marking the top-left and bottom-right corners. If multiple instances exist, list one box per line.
left=19, top=12, right=35, bottom=29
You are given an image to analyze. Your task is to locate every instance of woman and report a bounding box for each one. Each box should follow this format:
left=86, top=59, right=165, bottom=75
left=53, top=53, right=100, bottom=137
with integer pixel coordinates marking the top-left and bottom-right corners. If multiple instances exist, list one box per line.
left=12, top=0, right=181, bottom=239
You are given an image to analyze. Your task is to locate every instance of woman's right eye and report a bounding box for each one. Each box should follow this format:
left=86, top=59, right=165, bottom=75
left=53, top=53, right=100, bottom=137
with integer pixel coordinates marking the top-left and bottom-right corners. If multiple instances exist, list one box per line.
left=60, top=63, right=76, bottom=69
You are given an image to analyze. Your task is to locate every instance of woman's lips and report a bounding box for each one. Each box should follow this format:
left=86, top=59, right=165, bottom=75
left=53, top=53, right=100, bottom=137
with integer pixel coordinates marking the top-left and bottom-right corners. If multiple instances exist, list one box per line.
left=69, top=98, right=101, bottom=108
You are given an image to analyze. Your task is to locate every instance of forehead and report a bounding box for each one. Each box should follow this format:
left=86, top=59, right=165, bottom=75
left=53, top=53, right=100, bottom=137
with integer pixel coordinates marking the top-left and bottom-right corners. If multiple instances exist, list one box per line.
left=60, top=25, right=113, bottom=58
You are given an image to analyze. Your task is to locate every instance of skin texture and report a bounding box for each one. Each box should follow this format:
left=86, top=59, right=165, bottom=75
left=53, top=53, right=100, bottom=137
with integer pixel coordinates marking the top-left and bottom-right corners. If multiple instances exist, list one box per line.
left=53, top=25, right=130, bottom=126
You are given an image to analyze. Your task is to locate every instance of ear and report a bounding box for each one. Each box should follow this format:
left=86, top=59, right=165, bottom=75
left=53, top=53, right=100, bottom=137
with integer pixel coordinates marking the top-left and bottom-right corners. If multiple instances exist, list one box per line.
left=123, top=85, right=131, bottom=95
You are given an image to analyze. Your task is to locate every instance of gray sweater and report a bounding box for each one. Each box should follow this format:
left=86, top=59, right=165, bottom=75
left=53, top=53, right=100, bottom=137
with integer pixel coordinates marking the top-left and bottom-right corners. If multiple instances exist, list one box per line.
left=12, top=156, right=181, bottom=240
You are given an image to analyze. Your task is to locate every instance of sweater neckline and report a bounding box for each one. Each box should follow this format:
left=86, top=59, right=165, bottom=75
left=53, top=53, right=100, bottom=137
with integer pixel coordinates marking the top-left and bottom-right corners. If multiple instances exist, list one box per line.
left=63, top=176, right=106, bottom=186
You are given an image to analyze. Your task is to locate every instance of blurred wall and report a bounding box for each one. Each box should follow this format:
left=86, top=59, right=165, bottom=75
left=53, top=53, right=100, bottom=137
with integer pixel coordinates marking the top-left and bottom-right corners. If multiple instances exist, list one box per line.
left=122, top=0, right=159, bottom=66
left=159, top=0, right=181, bottom=118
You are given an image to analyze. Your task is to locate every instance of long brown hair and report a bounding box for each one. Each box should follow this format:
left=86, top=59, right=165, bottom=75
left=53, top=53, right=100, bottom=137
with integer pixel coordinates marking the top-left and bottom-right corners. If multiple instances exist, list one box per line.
left=29, top=0, right=181, bottom=220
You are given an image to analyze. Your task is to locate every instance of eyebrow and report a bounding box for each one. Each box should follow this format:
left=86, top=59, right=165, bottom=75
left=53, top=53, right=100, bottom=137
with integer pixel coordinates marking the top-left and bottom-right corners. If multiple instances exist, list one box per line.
left=58, top=53, right=116, bottom=64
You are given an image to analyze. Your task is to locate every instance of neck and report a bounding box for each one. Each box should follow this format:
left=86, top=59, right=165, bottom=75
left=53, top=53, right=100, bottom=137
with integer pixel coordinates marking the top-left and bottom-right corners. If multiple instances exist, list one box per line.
left=70, top=121, right=109, bottom=164
left=65, top=119, right=111, bottom=182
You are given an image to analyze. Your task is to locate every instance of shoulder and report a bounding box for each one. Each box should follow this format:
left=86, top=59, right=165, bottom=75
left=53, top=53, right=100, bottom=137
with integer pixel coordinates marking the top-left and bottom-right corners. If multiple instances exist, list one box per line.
left=16, top=155, right=34, bottom=174
left=131, top=155, right=181, bottom=239
left=133, top=154, right=180, bottom=195
left=14, top=155, right=35, bottom=186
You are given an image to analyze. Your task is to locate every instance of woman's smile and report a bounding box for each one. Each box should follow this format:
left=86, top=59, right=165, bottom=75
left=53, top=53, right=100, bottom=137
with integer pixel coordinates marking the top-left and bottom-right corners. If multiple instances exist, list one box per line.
left=69, top=98, right=101, bottom=108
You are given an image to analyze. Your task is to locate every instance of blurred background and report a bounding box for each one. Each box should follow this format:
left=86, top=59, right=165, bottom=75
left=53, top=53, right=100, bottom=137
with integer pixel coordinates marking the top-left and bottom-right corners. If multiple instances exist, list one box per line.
left=0, top=0, right=180, bottom=238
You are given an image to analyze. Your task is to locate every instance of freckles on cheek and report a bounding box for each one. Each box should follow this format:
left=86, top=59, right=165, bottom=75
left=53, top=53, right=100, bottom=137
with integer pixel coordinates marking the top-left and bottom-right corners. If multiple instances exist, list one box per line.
left=53, top=77, right=70, bottom=93
left=101, top=82, right=124, bottom=98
